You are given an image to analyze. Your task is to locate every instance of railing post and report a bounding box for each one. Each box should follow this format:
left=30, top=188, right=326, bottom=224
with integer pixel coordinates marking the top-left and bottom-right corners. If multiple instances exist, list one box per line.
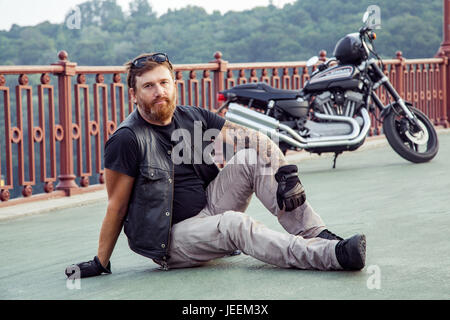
left=395, top=51, right=405, bottom=99
left=52, top=51, right=79, bottom=195
left=319, top=50, right=327, bottom=62
left=436, top=0, right=450, bottom=127
left=438, top=55, right=449, bottom=127
left=211, top=51, right=228, bottom=109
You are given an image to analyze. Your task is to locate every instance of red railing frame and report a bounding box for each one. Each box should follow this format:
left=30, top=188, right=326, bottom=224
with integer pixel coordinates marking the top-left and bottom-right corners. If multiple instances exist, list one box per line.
left=1, top=49, right=449, bottom=206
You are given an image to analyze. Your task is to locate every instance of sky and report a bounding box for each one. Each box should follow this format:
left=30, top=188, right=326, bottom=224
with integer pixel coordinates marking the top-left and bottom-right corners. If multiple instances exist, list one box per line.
left=0, top=0, right=296, bottom=31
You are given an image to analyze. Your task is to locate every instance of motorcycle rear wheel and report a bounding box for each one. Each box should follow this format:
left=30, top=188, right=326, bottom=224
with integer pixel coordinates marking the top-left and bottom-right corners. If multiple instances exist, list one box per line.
left=383, top=105, right=439, bottom=163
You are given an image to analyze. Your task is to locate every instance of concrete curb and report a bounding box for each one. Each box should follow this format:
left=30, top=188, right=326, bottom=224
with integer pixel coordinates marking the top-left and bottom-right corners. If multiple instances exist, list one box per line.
left=1, top=129, right=449, bottom=222
left=0, top=189, right=107, bottom=221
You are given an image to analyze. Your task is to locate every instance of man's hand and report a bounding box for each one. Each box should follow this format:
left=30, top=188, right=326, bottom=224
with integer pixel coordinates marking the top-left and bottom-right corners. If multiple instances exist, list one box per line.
left=65, top=256, right=111, bottom=279
left=274, top=165, right=306, bottom=211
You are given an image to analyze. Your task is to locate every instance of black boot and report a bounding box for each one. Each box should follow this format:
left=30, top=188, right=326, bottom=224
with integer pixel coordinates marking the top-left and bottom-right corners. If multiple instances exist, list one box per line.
left=335, top=234, right=366, bottom=270
left=228, top=250, right=241, bottom=256
left=317, top=229, right=343, bottom=241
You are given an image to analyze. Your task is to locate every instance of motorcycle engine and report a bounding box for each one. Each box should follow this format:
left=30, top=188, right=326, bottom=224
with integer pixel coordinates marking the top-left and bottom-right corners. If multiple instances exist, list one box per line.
left=300, top=90, right=365, bottom=138
left=312, top=90, right=364, bottom=117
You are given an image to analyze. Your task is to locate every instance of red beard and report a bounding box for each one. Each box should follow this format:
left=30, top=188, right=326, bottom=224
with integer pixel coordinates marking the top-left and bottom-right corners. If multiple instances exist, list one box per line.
left=139, top=94, right=176, bottom=123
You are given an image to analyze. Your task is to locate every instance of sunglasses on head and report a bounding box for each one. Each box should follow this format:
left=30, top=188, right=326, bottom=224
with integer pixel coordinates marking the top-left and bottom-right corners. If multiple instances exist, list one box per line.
left=131, top=53, right=171, bottom=69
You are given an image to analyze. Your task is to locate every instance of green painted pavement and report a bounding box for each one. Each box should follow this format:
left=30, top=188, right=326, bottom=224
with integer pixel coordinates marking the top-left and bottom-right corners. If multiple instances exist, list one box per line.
left=1, top=132, right=449, bottom=300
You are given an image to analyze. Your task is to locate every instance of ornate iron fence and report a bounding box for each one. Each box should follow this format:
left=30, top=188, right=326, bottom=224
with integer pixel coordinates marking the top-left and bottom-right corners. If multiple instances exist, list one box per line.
left=0, top=50, right=448, bottom=205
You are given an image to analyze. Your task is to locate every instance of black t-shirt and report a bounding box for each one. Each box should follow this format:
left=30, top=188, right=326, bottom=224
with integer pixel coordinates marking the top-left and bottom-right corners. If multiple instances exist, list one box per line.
left=104, top=107, right=225, bottom=225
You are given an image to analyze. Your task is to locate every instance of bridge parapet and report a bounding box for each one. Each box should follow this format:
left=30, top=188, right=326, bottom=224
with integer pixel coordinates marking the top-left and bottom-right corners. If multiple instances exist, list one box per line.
left=0, top=51, right=448, bottom=205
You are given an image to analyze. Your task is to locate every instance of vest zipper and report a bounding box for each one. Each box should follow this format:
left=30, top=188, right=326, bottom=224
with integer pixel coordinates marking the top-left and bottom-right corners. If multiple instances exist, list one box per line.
left=160, top=259, right=169, bottom=271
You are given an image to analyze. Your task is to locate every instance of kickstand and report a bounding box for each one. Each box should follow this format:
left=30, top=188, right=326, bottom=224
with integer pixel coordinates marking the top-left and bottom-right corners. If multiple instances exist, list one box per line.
left=332, top=152, right=342, bottom=169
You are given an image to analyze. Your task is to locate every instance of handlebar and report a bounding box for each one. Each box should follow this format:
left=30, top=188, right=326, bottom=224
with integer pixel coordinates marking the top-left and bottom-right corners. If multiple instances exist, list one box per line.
left=359, top=26, right=376, bottom=41
left=359, top=25, right=381, bottom=64
left=310, top=58, right=337, bottom=77
left=318, top=63, right=327, bottom=71
left=318, top=58, right=337, bottom=70
left=359, top=26, right=371, bottom=35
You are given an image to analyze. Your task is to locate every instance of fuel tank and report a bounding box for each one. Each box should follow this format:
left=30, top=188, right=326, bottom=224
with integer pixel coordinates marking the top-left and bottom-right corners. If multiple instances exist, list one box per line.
left=304, top=65, right=361, bottom=93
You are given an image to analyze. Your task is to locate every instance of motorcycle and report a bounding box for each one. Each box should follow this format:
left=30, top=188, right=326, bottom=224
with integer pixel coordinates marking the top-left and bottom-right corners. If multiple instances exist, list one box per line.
left=217, top=11, right=439, bottom=168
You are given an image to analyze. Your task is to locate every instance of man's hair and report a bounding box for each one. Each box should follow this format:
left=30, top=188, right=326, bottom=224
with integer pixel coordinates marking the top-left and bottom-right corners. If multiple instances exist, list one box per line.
left=125, top=52, right=175, bottom=91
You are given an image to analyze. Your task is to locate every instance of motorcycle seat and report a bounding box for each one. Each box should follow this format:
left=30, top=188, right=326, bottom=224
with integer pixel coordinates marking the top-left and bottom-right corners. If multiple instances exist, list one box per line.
left=233, top=82, right=300, bottom=100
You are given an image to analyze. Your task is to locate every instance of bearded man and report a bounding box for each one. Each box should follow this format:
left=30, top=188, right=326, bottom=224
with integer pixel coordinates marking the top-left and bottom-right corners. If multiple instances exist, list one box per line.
left=65, top=53, right=366, bottom=278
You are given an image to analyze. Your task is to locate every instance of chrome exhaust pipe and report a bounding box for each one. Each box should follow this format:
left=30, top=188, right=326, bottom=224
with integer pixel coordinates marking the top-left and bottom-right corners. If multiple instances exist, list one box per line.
left=226, top=103, right=280, bottom=129
left=226, top=103, right=362, bottom=142
left=225, top=111, right=307, bottom=147
left=225, top=103, right=371, bottom=149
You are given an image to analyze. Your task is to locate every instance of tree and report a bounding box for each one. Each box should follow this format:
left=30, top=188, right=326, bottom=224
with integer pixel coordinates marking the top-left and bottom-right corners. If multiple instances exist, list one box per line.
left=0, top=0, right=444, bottom=66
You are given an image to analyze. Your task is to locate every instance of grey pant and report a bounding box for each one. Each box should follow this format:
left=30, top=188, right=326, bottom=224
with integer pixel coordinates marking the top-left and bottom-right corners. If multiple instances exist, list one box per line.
left=162, top=149, right=342, bottom=270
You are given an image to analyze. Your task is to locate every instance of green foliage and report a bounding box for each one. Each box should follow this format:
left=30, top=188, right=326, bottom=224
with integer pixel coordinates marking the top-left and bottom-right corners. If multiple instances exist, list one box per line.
left=0, top=0, right=444, bottom=66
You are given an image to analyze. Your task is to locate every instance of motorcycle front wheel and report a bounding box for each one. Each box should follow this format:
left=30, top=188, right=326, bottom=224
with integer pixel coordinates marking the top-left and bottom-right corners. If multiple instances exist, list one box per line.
left=383, top=105, right=439, bottom=163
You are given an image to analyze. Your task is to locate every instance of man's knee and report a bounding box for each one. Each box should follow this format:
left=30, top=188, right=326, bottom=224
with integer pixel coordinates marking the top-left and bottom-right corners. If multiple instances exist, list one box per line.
left=218, top=211, right=252, bottom=237
left=227, top=149, right=258, bottom=166
left=226, top=148, right=279, bottom=179
left=233, top=148, right=285, bottom=177
left=217, top=211, right=258, bottom=253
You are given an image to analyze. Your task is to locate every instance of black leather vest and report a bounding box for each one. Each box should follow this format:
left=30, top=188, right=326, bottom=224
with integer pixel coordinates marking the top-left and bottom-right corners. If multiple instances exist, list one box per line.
left=117, top=106, right=221, bottom=261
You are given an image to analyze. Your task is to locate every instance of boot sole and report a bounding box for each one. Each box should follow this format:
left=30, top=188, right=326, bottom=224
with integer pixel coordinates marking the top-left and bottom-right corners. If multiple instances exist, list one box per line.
left=356, top=234, right=366, bottom=270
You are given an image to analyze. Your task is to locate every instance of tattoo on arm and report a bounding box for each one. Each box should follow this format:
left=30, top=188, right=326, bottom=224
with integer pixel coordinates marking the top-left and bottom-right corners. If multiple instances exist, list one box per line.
left=220, top=120, right=287, bottom=167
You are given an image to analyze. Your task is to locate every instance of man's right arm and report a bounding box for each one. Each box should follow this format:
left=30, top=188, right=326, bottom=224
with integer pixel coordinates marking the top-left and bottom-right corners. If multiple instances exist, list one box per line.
left=97, top=168, right=135, bottom=268
left=65, top=127, right=138, bottom=278
left=65, top=169, right=134, bottom=278
left=64, top=169, right=134, bottom=278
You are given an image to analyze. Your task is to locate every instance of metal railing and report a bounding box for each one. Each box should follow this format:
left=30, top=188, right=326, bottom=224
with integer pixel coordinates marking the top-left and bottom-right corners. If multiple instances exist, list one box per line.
left=0, top=50, right=449, bottom=205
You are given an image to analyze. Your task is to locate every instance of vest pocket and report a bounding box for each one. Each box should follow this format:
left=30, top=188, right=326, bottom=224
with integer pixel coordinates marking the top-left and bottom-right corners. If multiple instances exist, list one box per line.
left=135, top=166, right=169, bottom=205
left=140, top=166, right=168, bottom=180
